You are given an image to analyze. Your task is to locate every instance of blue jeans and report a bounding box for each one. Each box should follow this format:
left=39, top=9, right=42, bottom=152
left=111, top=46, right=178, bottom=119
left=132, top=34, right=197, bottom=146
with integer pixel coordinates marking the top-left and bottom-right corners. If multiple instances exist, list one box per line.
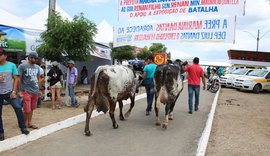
left=68, top=84, right=77, bottom=106
left=145, top=81, right=154, bottom=112
left=188, top=85, right=200, bottom=111
left=0, top=92, right=27, bottom=134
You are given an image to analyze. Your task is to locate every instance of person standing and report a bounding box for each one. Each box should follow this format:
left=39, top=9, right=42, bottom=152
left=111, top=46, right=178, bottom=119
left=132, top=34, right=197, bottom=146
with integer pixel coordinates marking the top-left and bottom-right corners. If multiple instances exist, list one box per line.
left=141, top=55, right=157, bottom=115
left=67, top=60, right=79, bottom=107
left=0, top=49, right=29, bottom=141
left=80, top=66, right=88, bottom=84
left=18, top=52, right=40, bottom=129
left=47, top=61, right=63, bottom=110
left=183, top=57, right=206, bottom=114
left=207, top=66, right=211, bottom=78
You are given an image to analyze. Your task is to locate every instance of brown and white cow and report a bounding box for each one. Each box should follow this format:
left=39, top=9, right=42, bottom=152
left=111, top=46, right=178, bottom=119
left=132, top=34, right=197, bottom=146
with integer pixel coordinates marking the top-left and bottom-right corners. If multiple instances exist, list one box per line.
left=84, top=65, right=142, bottom=136
left=154, top=61, right=186, bottom=129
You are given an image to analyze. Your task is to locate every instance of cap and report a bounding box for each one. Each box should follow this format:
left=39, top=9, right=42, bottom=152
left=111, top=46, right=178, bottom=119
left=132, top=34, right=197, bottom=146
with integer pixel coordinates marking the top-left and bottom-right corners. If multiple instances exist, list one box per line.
left=68, top=60, right=75, bottom=65
left=51, top=61, right=59, bottom=66
left=28, top=52, right=38, bottom=58
left=0, top=48, right=7, bottom=55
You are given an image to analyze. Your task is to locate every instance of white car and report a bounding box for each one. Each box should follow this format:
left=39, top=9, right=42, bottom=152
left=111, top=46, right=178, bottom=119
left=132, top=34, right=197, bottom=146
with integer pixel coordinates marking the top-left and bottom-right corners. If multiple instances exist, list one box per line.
left=220, top=68, right=253, bottom=87
left=233, top=69, right=270, bottom=93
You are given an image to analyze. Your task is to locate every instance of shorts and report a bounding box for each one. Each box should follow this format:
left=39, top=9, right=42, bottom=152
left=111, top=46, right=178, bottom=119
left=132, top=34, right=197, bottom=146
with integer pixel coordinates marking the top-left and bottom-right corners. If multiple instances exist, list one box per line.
left=22, top=91, right=38, bottom=113
left=51, top=81, right=62, bottom=89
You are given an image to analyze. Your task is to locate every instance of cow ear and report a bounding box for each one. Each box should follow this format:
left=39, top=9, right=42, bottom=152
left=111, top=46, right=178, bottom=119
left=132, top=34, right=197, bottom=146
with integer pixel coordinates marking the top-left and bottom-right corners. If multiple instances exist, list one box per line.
left=182, top=61, right=188, bottom=66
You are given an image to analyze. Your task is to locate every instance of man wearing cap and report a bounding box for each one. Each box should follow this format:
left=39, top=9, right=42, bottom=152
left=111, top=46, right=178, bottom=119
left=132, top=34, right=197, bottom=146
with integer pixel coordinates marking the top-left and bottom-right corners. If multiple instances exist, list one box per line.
left=18, top=52, right=41, bottom=129
left=67, top=60, right=79, bottom=107
left=0, top=49, right=29, bottom=141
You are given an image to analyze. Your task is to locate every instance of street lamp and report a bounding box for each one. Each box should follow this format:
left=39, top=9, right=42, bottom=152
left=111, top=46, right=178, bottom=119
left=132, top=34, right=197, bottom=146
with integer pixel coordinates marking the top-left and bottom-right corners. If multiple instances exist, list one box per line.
left=243, top=29, right=270, bottom=51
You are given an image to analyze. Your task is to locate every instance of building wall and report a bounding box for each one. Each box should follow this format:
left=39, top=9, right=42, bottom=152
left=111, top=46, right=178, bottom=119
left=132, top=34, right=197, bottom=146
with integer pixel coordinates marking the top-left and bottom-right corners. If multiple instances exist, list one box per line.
left=73, top=56, right=112, bottom=84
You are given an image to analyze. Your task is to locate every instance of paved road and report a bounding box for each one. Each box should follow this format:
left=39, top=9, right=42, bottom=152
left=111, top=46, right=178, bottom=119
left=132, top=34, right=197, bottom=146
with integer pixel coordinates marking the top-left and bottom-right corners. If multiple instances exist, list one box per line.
left=0, top=84, right=215, bottom=156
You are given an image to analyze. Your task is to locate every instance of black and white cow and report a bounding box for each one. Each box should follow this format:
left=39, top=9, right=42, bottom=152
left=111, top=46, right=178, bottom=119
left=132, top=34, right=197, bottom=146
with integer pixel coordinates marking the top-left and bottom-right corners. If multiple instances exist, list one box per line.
left=84, top=65, right=142, bottom=136
left=154, top=61, right=186, bottom=128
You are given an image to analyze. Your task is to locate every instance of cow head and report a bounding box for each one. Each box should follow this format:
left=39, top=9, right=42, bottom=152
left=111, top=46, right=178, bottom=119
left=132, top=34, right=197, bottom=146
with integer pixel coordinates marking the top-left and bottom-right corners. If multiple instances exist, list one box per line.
left=174, top=59, right=188, bottom=74
left=133, top=70, right=143, bottom=93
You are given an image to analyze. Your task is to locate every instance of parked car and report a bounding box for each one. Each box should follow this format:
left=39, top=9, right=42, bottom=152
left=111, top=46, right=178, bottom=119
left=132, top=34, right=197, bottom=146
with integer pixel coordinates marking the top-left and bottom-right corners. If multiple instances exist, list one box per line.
left=233, top=69, right=270, bottom=93
left=220, top=68, right=253, bottom=87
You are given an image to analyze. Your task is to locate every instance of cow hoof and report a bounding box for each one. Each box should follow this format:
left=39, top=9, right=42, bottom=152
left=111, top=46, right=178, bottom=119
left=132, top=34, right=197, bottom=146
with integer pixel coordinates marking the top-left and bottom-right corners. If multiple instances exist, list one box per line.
left=113, top=124, right=119, bottom=129
left=85, top=131, right=92, bottom=136
left=155, top=122, right=161, bottom=126
left=119, top=116, right=125, bottom=121
left=162, top=124, right=167, bottom=129
left=169, top=113, right=173, bottom=120
left=124, top=112, right=130, bottom=118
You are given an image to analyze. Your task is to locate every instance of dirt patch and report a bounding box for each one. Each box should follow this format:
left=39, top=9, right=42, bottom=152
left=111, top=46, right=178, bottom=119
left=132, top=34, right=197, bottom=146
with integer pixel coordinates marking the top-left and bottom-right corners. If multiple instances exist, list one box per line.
left=206, top=87, right=270, bottom=155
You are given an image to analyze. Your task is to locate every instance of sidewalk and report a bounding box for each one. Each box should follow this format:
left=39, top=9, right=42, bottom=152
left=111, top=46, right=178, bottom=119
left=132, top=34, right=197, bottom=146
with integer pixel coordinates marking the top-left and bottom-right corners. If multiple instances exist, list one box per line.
left=1, top=84, right=145, bottom=141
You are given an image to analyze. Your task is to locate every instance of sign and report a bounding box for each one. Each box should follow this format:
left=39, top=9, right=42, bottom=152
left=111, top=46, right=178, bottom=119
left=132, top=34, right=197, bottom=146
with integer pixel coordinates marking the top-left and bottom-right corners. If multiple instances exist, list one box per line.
left=0, top=25, right=26, bottom=52
left=1, top=25, right=111, bottom=60
left=118, top=0, right=245, bottom=20
left=114, top=16, right=236, bottom=47
left=154, top=53, right=167, bottom=65
left=91, top=45, right=112, bottom=60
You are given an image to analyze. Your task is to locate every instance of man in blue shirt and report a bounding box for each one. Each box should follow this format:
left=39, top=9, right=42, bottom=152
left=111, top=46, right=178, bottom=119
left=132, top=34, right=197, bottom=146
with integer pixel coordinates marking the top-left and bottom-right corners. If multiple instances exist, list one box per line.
left=142, top=54, right=157, bottom=115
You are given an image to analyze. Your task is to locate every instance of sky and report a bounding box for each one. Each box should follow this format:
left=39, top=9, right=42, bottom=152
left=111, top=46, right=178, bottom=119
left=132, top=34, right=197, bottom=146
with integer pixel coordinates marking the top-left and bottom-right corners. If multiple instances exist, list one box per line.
left=0, top=0, right=270, bottom=63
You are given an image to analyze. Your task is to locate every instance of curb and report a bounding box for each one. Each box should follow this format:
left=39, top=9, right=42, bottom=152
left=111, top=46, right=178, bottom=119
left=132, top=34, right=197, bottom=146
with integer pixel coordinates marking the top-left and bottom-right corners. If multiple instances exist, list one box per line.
left=0, top=93, right=147, bottom=153
left=196, top=88, right=221, bottom=156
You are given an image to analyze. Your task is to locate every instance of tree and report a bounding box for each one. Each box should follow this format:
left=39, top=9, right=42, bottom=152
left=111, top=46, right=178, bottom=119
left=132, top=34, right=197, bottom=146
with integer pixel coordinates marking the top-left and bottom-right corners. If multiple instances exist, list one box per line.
left=37, top=12, right=97, bottom=62
left=149, top=43, right=167, bottom=53
left=111, top=45, right=135, bottom=64
left=136, top=46, right=151, bottom=60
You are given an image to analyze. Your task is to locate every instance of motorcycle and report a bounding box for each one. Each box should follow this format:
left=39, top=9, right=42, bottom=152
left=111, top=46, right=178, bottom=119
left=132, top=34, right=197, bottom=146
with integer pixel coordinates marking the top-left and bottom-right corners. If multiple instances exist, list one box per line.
left=207, top=75, right=220, bottom=93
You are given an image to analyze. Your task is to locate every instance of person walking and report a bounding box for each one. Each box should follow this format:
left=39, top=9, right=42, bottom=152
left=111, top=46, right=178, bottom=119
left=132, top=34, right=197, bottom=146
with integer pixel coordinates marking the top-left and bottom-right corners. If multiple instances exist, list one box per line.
left=47, top=61, right=63, bottom=110
left=141, top=54, right=157, bottom=115
left=67, top=60, right=79, bottom=107
left=0, top=49, right=29, bottom=141
left=183, top=57, right=206, bottom=114
left=18, top=52, right=41, bottom=129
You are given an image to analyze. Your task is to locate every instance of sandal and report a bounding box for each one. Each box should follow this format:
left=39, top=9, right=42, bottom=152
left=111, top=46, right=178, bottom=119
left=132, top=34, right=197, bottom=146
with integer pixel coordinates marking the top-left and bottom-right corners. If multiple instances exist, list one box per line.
left=57, top=105, right=61, bottom=109
left=28, top=124, right=39, bottom=129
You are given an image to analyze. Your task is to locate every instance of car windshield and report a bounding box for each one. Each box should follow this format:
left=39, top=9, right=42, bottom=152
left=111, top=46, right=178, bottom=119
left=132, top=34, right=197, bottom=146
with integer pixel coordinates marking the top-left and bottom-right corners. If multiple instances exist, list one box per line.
left=232, top=69, right=249, bottom=75
left=247, top=70, right=268, bottom=77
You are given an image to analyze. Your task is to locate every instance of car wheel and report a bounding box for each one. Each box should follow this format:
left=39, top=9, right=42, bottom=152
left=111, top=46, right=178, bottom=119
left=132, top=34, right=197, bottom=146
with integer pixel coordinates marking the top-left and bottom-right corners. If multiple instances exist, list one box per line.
left=253, top=84, right=261, bottom=94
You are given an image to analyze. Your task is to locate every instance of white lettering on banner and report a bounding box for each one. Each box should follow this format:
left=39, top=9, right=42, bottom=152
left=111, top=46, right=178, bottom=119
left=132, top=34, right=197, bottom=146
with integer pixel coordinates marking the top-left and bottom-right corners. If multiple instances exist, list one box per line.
left=113, top=16, right=235, bottom=47
left=118, top=0, right=245, bottom=19
left=0, top=41, right=8, bottom=47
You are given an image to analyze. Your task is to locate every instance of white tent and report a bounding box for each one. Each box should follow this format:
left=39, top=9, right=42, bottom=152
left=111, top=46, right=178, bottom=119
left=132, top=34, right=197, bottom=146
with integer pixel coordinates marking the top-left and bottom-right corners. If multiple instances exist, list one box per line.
left=25, top=4, right=72, bottom=30
left=0, top=8, right=36, bottom=30
left=94, top=20, right=113, bottom=44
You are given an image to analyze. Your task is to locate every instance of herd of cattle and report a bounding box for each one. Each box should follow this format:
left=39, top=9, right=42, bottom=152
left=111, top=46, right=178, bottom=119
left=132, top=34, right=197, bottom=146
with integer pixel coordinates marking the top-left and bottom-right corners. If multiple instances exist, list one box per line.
left=84, top=61, right=187, bottom=136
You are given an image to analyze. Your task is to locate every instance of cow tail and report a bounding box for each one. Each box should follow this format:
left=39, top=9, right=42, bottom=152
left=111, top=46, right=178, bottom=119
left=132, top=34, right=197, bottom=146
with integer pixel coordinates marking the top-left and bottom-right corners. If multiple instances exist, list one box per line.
left=91, top=66, right=103, bottom=97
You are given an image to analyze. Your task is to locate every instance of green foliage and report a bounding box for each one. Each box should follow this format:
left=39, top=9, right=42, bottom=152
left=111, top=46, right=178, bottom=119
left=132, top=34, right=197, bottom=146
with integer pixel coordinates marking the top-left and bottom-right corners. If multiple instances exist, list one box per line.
left=37, top=12, right=97, bottom=62
left=111, top=45, right=135, bottom=63
left=136, top=46, right=151, bottom=60
left=149, top=43, right=167, bottom=53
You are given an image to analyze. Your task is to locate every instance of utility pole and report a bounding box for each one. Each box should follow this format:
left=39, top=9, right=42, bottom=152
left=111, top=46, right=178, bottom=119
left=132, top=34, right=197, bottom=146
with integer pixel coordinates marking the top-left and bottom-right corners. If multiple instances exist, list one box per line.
left=48, top=0, right=56, bottom=17
left=256, top=29, right=259, bottom=52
